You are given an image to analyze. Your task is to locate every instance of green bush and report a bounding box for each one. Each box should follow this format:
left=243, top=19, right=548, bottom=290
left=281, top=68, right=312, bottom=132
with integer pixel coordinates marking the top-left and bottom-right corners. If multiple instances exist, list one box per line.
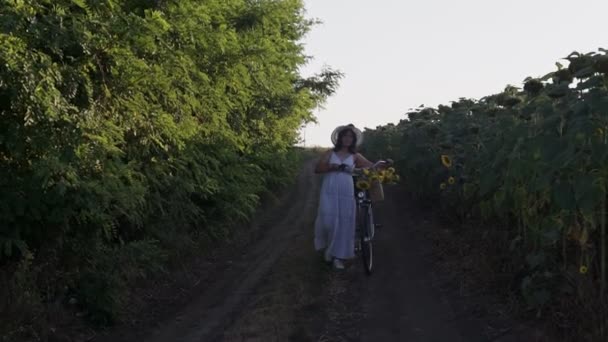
left=0, top=0, right=341, bottom=332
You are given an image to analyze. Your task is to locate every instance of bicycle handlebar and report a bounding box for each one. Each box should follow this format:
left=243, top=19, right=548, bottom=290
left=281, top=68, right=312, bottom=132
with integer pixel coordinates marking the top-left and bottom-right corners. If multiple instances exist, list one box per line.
left=351, top=159, right=394, bottom=177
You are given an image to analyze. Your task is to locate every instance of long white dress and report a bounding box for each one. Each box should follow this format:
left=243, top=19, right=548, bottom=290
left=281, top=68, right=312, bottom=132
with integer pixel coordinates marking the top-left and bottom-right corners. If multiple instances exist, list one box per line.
left=314, top=152, right=356, bottom=260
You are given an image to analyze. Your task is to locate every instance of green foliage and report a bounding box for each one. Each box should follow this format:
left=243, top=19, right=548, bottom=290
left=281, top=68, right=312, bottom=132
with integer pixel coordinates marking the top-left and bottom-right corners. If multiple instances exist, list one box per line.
left=0, top=0, right=340, bottom=330
left=363, top=49, right=608, bottom=327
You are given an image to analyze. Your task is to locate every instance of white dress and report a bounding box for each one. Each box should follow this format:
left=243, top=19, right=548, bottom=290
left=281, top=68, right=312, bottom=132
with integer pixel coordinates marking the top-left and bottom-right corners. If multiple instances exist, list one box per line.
left=314, top=152, right=356, bottom=260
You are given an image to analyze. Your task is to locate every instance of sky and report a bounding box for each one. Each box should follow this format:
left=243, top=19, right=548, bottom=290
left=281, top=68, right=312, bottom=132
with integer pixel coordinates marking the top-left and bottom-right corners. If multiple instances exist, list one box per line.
left=297, top=0, right=608, bottom=147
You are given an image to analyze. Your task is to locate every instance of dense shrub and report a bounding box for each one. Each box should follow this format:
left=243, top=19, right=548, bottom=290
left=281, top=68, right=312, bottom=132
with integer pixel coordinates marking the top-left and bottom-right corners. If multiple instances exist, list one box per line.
left=0, top=0, right=341, bottom=334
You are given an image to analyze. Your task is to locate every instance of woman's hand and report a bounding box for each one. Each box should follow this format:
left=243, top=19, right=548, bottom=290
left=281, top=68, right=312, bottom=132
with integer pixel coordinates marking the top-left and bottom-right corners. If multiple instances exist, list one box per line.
left=337, top=164, right=354, bottom=173
left=371, top=159, right=394, bottom=170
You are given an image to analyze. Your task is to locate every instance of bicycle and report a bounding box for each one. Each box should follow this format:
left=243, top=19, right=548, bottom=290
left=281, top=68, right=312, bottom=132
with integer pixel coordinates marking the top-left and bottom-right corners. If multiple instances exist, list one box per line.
left=352, top=160, right=391, bottom=275
left=353, top=176, right=374, bottom=275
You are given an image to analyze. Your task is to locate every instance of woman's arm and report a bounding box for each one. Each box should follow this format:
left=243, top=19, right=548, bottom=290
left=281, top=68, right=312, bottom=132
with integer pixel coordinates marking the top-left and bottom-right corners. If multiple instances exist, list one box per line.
left=314, top=150, right=338, bottom=174
left=354, top=153, right=374, bottom=168
left=355, top=153, right=391, bottom=169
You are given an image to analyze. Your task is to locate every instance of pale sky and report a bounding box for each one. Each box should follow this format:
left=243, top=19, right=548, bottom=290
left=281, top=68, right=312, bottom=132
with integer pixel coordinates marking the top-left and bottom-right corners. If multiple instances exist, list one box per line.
left=298, top=0, right=608, bottom=147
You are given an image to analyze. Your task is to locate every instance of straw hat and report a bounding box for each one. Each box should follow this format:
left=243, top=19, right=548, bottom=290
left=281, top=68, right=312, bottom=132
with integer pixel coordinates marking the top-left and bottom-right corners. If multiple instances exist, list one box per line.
left=331, top=124, right=363, bottom=146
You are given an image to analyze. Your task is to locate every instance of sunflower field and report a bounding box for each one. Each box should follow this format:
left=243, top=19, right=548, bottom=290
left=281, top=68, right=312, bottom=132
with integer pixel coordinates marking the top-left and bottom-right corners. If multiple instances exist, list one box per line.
left=0, top=0, right=340, bottom=335
left=362, top=48, right=608, bottom=338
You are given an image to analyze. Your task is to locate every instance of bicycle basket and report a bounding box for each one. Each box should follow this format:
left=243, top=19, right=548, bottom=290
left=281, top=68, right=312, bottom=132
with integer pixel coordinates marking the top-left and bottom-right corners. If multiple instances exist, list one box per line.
left=369, top=179, right=384, bottom=202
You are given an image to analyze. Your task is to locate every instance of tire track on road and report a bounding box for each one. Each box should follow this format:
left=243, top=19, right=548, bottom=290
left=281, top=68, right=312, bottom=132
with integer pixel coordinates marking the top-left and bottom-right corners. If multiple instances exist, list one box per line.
left=144, top=159, right=320, bottom=342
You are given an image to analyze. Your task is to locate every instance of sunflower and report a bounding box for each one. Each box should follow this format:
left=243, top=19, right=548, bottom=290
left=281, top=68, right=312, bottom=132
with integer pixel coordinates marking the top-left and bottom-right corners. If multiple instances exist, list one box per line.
left=579, top=265, right=588, bottom=274
left=369, top=174, right=380, bottom=182
left=356, top=180, right=371, bottom=190
left=441, top=155, right=452, bottom=168
left=440, top=182, right=447, bottom=190
left=448, top=176, right=456, bottom=185
left=387, top=167, right=396, bottom=174
left=363, top=168, right=370, bottom=176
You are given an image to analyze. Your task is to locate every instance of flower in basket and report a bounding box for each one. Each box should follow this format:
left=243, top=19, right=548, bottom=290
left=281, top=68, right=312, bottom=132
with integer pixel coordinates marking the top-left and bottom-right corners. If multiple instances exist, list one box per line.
left=356, top=179, right=371, bottom=190
left=355, top=167, right=399, bottom=190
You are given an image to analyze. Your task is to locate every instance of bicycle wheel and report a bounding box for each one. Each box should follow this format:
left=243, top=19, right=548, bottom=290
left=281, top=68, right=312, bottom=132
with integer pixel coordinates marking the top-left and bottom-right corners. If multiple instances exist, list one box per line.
left=359, top=205, right=373, bottom=275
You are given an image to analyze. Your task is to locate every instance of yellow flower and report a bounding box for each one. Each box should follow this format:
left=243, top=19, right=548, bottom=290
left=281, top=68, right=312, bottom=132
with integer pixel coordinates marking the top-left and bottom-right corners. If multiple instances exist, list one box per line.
left=387, top=167, right=396, bottom=174
left=440, top=183, right=447, bottom=190
left=356, top=180, right=371, bottom=190
left=579, top=265, right=588, bottom=274
left=441, top=155, right=452, bottom=168
left=369, top=174, right=380, bottom=182
left=363, top=168, right=370, bottom=176
left=448, top=177, right=456, bottom=185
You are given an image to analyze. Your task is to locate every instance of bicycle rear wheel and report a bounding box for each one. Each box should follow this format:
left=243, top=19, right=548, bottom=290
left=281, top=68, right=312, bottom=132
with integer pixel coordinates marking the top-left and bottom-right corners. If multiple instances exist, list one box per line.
left=359, top=205, right=373, bottom=275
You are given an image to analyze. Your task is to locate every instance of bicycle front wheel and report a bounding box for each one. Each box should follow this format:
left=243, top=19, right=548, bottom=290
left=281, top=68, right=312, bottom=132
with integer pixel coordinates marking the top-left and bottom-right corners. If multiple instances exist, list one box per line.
left=360, top=205, right=373, bottom=275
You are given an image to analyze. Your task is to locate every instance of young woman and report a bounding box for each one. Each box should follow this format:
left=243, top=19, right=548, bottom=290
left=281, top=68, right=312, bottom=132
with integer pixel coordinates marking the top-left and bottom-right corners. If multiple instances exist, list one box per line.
left=313, top=124, right=387, bottom=270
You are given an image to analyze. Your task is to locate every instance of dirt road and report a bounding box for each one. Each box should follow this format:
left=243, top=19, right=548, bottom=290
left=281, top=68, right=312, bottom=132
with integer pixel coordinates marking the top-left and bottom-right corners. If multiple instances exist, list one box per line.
left=93, top=159, right=546, bottom=342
